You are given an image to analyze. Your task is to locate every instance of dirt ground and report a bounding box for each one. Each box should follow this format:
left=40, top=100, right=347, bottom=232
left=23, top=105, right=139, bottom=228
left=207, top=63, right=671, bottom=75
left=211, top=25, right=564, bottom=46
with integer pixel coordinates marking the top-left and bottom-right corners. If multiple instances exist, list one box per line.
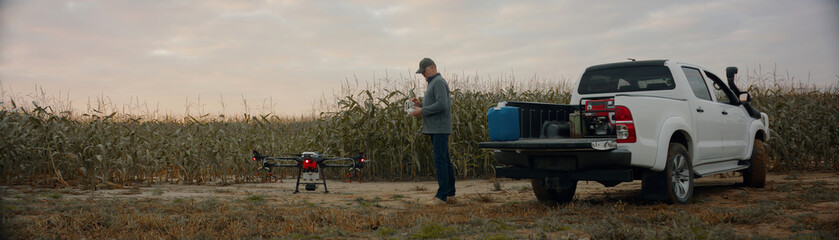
left=23, top=172, right=836, bottom=209
left=2, top=172, right=838, bottom=239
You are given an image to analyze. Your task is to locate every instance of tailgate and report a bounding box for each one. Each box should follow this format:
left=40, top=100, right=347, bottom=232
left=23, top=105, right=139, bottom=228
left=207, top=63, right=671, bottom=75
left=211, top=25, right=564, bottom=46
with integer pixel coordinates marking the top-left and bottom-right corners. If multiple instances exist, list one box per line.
left=478, top=138, right=614, bottom=151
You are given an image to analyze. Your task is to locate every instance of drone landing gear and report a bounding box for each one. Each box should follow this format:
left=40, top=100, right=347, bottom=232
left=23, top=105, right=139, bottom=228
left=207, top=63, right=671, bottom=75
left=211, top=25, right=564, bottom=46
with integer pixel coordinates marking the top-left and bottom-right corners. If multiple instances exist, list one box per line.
left=256, top=167, right=280, bottom=183
left=345, top=168, right=364, bottom=183
left=293, top=168, right=329, bottom=194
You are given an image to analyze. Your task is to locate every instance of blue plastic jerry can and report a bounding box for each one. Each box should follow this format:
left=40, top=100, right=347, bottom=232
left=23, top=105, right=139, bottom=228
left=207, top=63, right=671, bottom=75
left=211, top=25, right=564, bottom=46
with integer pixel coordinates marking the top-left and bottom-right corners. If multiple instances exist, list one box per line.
left=487, top=102, right=520, bottom=141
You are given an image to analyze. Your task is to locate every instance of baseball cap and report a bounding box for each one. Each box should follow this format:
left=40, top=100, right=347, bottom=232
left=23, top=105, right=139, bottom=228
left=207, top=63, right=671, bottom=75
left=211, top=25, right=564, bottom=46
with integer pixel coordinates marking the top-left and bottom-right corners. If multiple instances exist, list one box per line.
left=416, top=58, right=435, bottom=74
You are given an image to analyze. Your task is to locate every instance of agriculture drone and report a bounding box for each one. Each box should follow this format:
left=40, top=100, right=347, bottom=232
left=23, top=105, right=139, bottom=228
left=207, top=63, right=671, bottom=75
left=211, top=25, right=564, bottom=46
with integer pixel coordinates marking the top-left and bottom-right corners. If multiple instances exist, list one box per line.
left=251, top=150, right=370, bottom=193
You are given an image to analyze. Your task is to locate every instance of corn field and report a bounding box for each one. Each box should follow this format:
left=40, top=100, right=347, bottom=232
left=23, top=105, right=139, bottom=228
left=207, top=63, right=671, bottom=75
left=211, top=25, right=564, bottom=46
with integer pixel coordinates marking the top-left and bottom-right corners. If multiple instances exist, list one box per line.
left=1, top=71, right=837, bottom=187
left=743, top=69, right=839, bottom=171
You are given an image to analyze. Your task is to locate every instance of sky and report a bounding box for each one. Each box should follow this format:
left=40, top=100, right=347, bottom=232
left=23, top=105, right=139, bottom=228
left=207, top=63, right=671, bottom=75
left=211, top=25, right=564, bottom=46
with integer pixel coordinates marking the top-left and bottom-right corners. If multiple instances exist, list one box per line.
left=1, top=0, right=837, bottom=117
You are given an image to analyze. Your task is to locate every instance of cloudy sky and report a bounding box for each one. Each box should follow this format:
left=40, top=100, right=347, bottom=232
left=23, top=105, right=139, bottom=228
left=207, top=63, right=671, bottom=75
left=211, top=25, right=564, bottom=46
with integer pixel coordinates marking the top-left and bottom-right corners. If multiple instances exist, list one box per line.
left=1, top=0, right=837, bottom=117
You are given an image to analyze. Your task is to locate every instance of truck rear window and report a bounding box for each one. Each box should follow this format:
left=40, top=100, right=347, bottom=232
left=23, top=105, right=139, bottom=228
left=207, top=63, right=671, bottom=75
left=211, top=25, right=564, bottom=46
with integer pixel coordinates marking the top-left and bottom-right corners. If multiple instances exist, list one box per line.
left=578, top=66, right=676, bottom=94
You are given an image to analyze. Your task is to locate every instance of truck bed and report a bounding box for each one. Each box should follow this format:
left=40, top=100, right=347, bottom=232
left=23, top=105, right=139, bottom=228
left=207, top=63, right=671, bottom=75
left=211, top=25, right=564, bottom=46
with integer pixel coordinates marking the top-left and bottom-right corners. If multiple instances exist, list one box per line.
left=502, top=101, right=581, bottom=139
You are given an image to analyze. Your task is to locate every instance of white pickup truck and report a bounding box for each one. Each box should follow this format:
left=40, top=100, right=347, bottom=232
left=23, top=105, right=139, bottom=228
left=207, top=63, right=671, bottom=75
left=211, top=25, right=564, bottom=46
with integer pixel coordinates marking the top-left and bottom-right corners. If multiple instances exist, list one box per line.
left=479, top=60, right=770, bottom=204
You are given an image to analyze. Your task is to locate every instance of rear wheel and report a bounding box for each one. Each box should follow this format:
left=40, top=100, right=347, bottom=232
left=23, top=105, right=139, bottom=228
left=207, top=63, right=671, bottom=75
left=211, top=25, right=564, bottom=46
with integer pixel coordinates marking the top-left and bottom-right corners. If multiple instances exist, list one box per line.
left=665, top=142, right=693, bottom=204
left=743, top=139, right=767, bottom=188
left=531, top=178, right=577, bottom=204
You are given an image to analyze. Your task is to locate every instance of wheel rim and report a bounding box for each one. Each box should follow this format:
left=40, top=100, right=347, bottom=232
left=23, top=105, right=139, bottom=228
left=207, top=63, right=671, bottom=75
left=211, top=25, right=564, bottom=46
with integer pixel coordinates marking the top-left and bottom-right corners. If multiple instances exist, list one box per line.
left=670, top=154, right=691, bottom=199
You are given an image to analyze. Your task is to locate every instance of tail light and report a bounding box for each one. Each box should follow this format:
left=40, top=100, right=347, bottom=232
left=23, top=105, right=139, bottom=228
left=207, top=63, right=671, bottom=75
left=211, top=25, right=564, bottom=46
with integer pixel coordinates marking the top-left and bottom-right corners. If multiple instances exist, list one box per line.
left=253, top=157, right=257, bottom=161
left=614, top=106, right=636, bottom=143
left=360, top=158, right=365, bottom=163
left=302, top=159, right=317, bottom=170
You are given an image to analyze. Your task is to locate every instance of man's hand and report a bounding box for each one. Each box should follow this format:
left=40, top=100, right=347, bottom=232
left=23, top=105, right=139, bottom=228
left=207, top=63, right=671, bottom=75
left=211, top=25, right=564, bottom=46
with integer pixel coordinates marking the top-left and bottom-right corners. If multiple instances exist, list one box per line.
left=410, top=97, right=421, bottom=107
left=410, top=107, right=422, bottom=117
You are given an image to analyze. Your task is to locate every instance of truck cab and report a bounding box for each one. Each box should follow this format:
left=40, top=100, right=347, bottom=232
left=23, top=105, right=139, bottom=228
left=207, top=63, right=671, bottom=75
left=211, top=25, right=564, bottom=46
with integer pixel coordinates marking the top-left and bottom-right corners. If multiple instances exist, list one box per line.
left=480, top=60, right=770, bottom=204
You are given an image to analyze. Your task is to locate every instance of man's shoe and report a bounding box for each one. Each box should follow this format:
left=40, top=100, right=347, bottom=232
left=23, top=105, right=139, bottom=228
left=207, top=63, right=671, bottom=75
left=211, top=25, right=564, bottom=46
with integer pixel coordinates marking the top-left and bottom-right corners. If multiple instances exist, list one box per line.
left=423, top=197, right=447, bottom=206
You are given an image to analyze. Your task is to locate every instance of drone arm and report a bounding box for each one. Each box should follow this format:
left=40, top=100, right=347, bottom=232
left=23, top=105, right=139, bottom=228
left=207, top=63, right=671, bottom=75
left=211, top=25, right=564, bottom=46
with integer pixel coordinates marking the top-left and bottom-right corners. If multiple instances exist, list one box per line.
left=274, top=164, right=299, bottom=167
left=320, top=162, right=353, bottom=168
left=263, top=156, right=301, bottom=167
left=320, top=158, right=353, bottom=168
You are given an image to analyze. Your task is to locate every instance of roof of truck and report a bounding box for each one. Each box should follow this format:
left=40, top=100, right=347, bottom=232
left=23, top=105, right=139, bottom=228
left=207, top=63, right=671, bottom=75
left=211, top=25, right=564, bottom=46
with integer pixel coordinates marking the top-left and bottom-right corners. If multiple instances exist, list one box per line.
left=585, top=60, right=668, bottom=71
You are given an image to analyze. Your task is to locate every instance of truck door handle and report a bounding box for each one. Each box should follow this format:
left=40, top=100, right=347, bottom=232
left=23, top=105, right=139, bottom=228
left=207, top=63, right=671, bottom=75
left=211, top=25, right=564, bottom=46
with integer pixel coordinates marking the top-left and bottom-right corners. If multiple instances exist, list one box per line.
left=722, top=111, right=728, bottom=115
left=696, top=107, right=704, bottom=113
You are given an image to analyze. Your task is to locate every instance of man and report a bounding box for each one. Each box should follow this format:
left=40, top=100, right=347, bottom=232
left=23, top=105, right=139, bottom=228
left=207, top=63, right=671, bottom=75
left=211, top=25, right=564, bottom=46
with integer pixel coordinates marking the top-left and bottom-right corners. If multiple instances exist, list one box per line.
left=409, top=57, right=455, bottom=205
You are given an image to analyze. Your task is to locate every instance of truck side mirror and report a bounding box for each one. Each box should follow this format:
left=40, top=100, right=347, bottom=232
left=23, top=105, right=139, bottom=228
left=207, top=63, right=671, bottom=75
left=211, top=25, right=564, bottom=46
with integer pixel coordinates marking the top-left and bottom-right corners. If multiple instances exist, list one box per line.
left=738, top=92, right=752, bottom=103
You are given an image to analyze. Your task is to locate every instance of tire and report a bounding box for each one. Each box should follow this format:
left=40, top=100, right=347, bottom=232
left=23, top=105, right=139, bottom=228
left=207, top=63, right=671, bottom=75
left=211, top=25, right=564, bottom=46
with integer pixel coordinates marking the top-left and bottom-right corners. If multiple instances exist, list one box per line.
left=743, top=139, right=767, bottom=188
left=665, top=142, right=693, bottom=204
left=531, top=178, right=577, bottom=204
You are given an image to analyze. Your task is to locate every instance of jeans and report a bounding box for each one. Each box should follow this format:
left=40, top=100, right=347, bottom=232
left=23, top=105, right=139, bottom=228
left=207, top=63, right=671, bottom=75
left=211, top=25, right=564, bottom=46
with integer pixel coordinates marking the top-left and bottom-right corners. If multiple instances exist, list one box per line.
left=430, top=134, right=456, bottom=201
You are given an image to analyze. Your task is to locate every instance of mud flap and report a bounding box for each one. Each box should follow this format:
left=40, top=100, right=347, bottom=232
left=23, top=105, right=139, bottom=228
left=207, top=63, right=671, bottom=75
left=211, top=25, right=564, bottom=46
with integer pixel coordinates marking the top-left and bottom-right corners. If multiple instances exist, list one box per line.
left=641, top=170, right=668, bottom=201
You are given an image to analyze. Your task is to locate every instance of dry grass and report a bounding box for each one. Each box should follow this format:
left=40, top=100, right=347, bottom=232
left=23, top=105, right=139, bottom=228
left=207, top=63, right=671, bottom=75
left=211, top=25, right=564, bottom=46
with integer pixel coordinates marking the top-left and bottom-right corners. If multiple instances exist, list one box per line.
left=2, top=177, right=837, bottom=239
